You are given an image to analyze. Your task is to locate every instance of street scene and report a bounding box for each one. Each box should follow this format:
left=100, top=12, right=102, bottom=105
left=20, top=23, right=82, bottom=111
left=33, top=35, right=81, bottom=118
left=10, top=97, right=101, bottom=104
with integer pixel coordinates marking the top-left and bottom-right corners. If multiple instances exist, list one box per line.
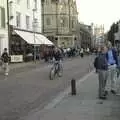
left=0, top=0, right=120, bottom=120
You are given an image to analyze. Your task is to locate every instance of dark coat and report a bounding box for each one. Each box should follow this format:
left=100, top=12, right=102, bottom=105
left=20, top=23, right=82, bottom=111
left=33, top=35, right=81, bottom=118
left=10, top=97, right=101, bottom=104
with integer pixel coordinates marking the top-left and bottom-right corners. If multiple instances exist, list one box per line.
left=94, top=53, right=108, bottom=70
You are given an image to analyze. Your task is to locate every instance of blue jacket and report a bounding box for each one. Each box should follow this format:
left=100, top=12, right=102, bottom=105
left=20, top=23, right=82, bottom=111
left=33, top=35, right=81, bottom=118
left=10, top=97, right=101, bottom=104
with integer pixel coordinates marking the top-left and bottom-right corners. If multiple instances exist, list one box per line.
left=106, top=48, right=118, bottom=65
left=117, top=55, right=120, bottom=68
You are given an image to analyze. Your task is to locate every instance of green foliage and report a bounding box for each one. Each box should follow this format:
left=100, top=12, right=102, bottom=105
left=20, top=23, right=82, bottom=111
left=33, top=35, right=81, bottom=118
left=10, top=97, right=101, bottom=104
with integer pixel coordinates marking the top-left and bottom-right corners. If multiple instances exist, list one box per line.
left=107, top=21, right=119, bottom=45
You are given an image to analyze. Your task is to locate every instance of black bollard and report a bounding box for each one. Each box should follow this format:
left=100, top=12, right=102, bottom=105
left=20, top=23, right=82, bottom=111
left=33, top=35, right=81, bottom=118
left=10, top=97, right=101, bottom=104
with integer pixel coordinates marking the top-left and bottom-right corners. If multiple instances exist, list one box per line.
left=71, top=79, right=76, bottom=95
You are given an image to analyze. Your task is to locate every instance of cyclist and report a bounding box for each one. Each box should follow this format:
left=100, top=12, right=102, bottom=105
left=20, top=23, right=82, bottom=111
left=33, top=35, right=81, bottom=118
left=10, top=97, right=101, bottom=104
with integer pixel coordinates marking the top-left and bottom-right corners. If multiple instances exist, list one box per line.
left=53, top=47, right=63, bottom=70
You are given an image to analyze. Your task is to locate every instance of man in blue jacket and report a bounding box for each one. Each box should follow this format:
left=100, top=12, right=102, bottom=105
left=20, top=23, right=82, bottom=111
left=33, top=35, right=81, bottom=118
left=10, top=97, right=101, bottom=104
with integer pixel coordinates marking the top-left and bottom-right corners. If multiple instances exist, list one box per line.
left=105, top=42, right=118, bottom=95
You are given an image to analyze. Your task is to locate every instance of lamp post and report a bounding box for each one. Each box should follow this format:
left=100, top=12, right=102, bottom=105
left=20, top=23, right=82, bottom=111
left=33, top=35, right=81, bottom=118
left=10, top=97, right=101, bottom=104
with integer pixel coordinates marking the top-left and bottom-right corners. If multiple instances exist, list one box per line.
left=33, top=9, right=36, bottom=62
left=7, top=0, right=10, bottom=54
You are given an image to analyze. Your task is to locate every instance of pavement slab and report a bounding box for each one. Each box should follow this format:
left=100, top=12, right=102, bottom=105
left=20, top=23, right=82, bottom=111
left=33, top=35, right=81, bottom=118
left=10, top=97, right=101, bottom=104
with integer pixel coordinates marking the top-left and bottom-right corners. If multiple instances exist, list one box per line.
left=0, top=56, right=94, bottom=120
left=23, top=72, right=120, bottom=120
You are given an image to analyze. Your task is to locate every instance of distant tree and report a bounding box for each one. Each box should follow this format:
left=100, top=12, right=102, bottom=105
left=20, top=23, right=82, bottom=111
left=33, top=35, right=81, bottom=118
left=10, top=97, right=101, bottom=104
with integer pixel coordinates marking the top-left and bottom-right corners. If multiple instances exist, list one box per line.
left=107, top=22, right=119, bottom=46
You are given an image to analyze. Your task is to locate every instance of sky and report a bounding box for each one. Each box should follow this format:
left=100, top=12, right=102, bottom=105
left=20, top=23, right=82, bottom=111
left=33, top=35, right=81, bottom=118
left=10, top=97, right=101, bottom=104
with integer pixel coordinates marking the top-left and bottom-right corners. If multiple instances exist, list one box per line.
left=76, top=0, right=120, bottom=32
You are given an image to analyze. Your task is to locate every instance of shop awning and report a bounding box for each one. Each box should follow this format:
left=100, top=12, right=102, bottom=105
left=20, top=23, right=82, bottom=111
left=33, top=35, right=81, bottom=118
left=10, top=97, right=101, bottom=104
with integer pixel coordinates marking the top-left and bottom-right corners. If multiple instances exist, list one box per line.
left=14, top=30, right=54, bottom=45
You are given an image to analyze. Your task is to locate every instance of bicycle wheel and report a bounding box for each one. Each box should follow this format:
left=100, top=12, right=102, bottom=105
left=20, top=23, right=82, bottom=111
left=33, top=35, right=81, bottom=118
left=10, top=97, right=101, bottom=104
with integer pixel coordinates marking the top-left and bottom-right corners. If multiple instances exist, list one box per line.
left=58, top=64, right=63, bottom=77
left=49, top=67, right=55, bottom=80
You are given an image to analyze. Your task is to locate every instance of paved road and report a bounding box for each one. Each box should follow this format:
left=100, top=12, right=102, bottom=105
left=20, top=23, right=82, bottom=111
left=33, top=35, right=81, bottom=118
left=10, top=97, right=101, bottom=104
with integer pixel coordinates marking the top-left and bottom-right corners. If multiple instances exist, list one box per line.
left=0, top=56, right=94, bottom=120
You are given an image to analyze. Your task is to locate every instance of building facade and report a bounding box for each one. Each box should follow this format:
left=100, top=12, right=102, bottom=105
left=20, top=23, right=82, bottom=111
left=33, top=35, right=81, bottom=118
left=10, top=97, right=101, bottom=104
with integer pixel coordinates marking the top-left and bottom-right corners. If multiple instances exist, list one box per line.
left=8, top=0, right=42, bottom=62
left=0, top=0, right=8, bottom=55
left=78, top=23, right=93, bottom=49
left=93, top=24, right=105, bottom=47
left=9, top=0, right=42, bottom=33
left=42, top=0, right=78, bottom=48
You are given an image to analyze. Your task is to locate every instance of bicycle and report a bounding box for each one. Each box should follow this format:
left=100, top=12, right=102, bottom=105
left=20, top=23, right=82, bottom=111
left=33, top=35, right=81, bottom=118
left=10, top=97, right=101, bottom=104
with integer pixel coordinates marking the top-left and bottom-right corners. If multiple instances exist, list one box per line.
left=49, top=60, right=63, bottom=80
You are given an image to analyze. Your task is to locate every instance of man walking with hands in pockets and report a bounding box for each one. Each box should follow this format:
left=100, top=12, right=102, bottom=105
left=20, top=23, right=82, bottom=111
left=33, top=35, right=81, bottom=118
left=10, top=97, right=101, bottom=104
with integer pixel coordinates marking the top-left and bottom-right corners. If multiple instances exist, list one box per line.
left=94, top=45, right=108, bottom=99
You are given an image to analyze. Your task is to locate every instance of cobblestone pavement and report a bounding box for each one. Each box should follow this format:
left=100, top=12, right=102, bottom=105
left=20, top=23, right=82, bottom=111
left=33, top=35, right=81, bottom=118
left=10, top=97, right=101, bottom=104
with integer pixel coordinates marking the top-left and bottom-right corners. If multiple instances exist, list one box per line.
left=23, top=72, right=120, bottom=120
left=0, top=56, right=94, bottom=120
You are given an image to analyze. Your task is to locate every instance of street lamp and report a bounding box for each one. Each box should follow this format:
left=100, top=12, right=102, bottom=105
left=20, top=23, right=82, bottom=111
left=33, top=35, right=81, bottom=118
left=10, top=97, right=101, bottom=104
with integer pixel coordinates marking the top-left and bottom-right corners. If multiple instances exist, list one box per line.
left=7, top=0, right=14, bottom=55
left=7, top=0, right=10, bottom=54
left=32, top=9, right=37, bottom=62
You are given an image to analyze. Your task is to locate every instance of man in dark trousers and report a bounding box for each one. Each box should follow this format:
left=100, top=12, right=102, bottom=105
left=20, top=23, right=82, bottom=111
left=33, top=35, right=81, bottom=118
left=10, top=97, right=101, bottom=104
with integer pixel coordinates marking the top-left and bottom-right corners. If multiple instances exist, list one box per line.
left=94, top=45, right=108, bottom=99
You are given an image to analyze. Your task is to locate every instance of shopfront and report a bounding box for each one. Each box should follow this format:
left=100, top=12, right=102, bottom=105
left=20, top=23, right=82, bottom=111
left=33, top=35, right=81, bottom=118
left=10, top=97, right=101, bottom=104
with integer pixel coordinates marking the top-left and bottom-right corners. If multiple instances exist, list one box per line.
left=10, top=29, right=53, bottom=62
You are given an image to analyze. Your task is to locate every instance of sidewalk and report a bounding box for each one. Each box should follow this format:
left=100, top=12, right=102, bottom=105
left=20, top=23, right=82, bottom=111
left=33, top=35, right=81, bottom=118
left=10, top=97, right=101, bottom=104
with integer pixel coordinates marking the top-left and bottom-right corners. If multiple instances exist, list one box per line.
left=9, top=61, right=45, bottom=70
left=23, top=71, right=120, bottom=120
left=9, top=55, right=91, bottom=70
left=0, top=55, right=91, bottom=72
left=0, top=60, right=45, bottom=72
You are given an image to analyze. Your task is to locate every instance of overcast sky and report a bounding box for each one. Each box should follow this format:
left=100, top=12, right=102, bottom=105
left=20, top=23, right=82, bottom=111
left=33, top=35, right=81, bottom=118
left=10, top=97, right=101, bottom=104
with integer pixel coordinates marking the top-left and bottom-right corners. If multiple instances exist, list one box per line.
left=76, top=0, right=120, bottom=32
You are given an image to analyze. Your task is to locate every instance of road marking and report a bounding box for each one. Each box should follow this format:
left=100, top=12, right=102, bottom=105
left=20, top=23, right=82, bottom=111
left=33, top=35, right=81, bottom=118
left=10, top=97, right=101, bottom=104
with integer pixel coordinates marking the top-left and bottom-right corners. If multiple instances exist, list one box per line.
left=44, top=70, right=95, bottom=110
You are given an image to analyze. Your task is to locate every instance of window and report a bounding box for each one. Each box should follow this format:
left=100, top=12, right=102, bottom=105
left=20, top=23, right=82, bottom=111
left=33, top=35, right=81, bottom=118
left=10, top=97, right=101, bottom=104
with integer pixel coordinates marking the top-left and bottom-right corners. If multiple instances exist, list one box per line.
left=46, top=17, right=51, bottom=25
left=33, top=18, right=38, bottom=31
left=9, top=1, right=14, bottom=19
left=72, top=19, right=74, bottom=28
left=60, top=17, right=67, bottom=27
left=34, top=18, right=38, bottom=23
left=16, top=12, right=21, bottom=27
left=27, top=0, right=30, bottom=9
left=17, top=0, right=20, bottom=4
left=26, top=16, right=30, bottom=29
left=51, top=0, right=57, bottom=3
left=34, top=0, right=37, bottom=10
left=0, top=7, right=5, bottom=28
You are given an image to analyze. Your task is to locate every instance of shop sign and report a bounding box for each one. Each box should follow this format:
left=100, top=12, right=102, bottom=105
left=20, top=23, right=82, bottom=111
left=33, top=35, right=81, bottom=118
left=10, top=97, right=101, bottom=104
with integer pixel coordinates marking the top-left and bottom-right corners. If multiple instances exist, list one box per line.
left=10, top=55, right=23, bottom=62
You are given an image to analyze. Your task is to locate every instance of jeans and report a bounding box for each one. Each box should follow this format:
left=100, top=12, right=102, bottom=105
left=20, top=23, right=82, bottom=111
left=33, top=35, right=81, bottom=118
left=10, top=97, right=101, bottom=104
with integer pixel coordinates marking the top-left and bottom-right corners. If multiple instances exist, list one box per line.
left=105, top=64, right=117, bottom=92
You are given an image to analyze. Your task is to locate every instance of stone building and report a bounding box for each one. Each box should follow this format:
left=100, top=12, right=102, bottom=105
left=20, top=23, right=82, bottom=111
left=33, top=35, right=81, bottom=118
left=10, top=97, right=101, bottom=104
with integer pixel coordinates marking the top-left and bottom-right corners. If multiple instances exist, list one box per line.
left=93, top=24, right=105, bottom=47
left=42, top=0, right=78, bottom=48
left=8, top=0, right=52, bottom=62
left=77, top=23, right=93, bottom=49
left=80, top=24, right=93, bottom=48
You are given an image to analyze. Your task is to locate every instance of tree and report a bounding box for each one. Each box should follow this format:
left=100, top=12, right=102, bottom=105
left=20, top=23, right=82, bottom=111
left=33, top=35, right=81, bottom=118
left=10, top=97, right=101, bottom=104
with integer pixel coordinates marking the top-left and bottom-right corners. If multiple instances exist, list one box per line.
left=107, top=22, right=119, bottom=46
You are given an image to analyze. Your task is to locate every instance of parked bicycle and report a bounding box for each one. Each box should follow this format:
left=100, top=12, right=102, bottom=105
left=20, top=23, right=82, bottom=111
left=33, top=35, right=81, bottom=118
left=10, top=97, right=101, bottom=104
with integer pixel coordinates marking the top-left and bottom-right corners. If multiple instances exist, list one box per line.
left=49, top=60, right=63, bottom=80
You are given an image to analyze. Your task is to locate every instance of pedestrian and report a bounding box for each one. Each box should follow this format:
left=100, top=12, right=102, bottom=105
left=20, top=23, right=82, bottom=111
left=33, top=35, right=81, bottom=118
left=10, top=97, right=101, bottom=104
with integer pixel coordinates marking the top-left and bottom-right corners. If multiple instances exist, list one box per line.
left=105, top=42, right=118, bottom=95
left=117, top=52, right=120, bottom=78
left=94, top=45, right=108, bottom=99
left=1, top=48, right=10, bottom=76
left=80, top=48, right=84, bottom=58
